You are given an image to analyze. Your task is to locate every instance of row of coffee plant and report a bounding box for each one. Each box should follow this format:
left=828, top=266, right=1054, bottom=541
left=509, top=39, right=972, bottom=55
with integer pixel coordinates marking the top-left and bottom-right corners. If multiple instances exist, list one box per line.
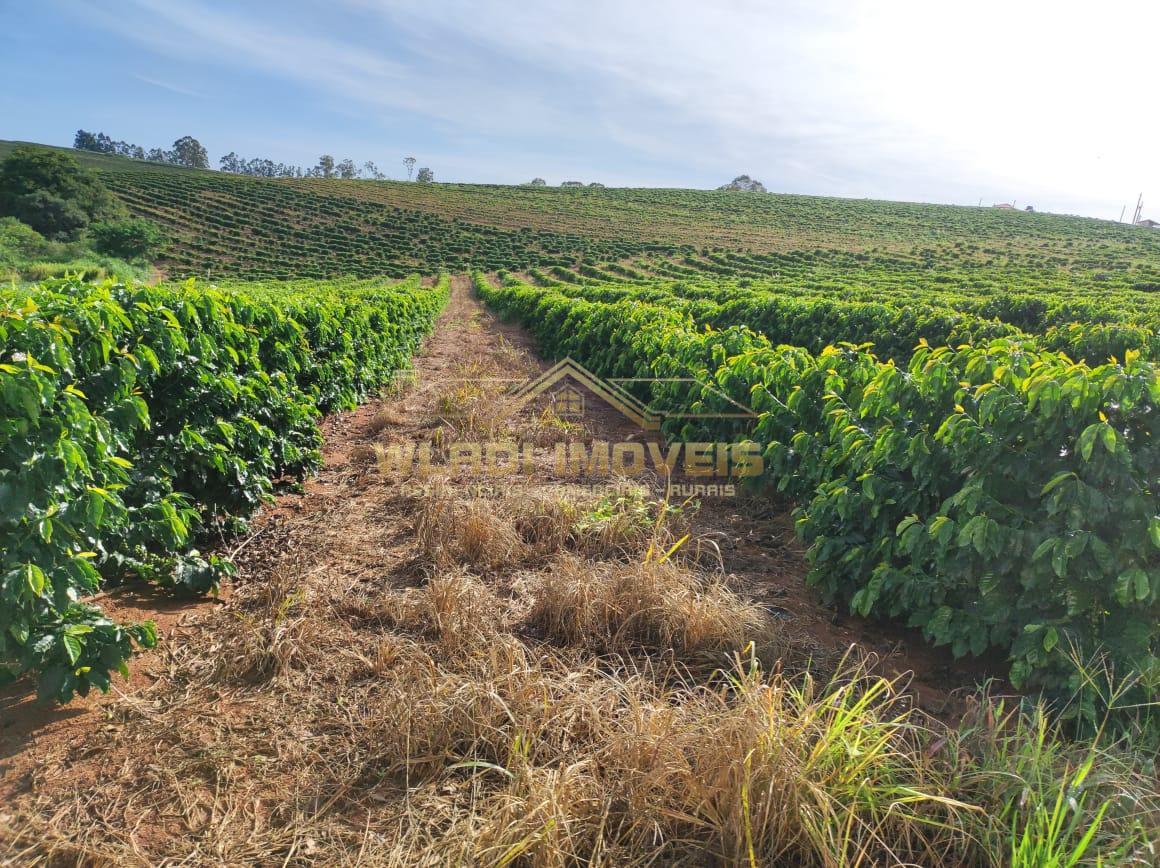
left=0, top=275, right=448, bottom=701
left=518, top=272, right=1160, bottom=365
left=477, top=274, right=1159, bottom=719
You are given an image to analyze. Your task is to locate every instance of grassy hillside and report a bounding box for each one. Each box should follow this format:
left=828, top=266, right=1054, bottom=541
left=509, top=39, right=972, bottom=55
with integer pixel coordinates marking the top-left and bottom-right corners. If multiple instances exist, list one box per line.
left=4, top=140, right=1159, bottom=280
left=0, top=139, right=210, bottom=175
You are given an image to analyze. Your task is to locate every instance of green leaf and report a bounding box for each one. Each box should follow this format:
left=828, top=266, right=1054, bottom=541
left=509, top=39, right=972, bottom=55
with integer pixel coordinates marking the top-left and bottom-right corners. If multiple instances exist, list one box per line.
left=1114, top=569, right=1147, bottom=606
left=1089, top=536, right=1114, bottom=571
left=1077, top=424, right=1099, bottom=461
left=1043, top=627, right=1059, bottom=653
left=8, top=620, right=30, bottom=645
left=24, top=563, right=46, bottom=597
left=1064, top=533, right=1087, bottom=557
left=1032, top=538, right=1057, bottom=562
left=62, top=633, right=83, bottom=666
left=1040, top=472, right=1076, bottom=495
left=1100, top=423, right=1116, bottom=453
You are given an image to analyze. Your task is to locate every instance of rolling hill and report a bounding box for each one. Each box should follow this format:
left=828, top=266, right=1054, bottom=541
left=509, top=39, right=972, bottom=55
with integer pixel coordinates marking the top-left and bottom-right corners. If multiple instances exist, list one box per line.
left=4, top=139, right=1159, bottom=280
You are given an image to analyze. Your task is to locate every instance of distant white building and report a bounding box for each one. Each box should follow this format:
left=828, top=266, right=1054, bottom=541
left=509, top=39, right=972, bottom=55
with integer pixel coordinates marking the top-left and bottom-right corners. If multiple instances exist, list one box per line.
left=1136, top=218, right=1160, bottom=229
left=993, top=203, right=1016, bottom=210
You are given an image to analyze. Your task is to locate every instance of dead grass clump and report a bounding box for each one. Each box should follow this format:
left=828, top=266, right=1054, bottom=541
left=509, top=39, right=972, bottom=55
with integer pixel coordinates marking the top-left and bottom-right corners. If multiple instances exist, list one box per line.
left=519, top=404, right=590, bottom=447
left=435, top=379, right=484, bottom=418
left=380, top=367, right=419, bottom=400
left=431, top=359, right=518, bottom=440
left=357, top=642, right=616, bottom=790
left=373, top=570, right=514, bottom=659
left=411, top=485, right=705, bottom=575
left=571, top=487, right=687, bottom=558
left=460, top=762, right=610, bottom=864
left=593, top=652, right=974, bottom=866
left=528, top=554, right=774, bottom=658
left=354, top=650, right=975, bottom=866
left=426, top=569, right=508, bottom=653
left=493, top=334, right=532, bottom=372
left=368, top=406, right=407, bottom=433
left=412, top=486, right=596, bottom=570
left=349, top=442, right=379, bottom=465
left=508, top=491, right=582, bottom=556
left=413, top=489, right=529, bottom=571
left=207, top=570, right=309, bottom=684
left=460, top=502, right=527, bottom=569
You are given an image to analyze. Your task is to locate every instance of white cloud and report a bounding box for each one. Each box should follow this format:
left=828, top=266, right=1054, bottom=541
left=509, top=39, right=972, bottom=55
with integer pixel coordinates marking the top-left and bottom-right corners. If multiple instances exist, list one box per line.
left=66, top=0, right=1160, bottom=217
left=132, top=74, right=205, bottom=99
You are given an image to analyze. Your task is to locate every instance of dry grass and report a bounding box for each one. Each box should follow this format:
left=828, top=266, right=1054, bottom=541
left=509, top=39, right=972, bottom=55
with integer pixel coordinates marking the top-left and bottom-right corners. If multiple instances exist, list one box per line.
left=4, top=500, right=1155, bottom=868
left=385, top=568, right=512, bottom=657
left=509, top=493, right=583, bottom=555
left=209, top=567, right=308, bottom=683
left=367, top=406, right=407, bottom=433
left=493, top=334, right=531, bottom=372
left=0, top=560, right=976, bottom=866
left=431, top=359, right=522, bottom=440
left=409, top=483, right=702, bottom=574
left=413, top=487, right=531, bottom=571
left=380, top=367, right=419, bottom=400
left=349, top=442, right=379, bottom=465
left=529, top=554, right=774, bottom=659
left=577, top=500, right=691, bottom=564
left=518, top=404, right=590, bottom=447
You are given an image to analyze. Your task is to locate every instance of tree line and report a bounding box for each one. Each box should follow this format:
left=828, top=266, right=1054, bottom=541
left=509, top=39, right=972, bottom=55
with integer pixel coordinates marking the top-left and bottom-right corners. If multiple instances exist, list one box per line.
left=75, top=130, right=434, bottom=182
left=218, top=153, right=388, bottom=179
left=524, top=179, right=605, bottom=188
left=75, top=130, right=209, bottom=169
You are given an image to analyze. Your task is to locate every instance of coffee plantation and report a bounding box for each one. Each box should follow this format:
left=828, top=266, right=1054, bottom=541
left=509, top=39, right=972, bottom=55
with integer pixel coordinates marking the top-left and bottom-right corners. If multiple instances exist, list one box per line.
left=2, top=141, right=1158, bottom=718
left=475, top=272, right=1160, bottom=706
left=0, top=275, right=447, bottom=701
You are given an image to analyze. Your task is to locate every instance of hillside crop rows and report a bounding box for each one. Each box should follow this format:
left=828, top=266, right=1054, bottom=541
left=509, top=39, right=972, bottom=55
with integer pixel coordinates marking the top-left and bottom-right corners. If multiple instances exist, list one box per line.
left=24, top=138, right=1150, bottom=280
left=100, top=171, right=683, bottom=279
left=277, top=176, right=1160, bottom=260
left=540, top=247, right=1160, bottom=305
left=0, top=274, right=448, bottom=700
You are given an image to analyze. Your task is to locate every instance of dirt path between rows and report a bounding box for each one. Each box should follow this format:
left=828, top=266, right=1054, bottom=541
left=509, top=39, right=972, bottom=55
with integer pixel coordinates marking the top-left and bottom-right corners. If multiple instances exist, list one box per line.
left=0, top=275, right=998, bottom=861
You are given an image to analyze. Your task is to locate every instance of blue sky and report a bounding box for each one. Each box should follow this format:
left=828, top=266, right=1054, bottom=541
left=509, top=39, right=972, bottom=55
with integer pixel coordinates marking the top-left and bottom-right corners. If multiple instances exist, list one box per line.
left=3, top=0, right=1158, bottom=220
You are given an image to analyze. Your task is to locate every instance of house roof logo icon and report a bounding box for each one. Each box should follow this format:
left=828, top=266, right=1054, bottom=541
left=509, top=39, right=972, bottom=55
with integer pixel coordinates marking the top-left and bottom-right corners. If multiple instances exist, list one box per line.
left=510, top=358, right=664, bottom=430
left=508, top=357, right=758, bottom=431
left=549, top=384, right=585, bottom=417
